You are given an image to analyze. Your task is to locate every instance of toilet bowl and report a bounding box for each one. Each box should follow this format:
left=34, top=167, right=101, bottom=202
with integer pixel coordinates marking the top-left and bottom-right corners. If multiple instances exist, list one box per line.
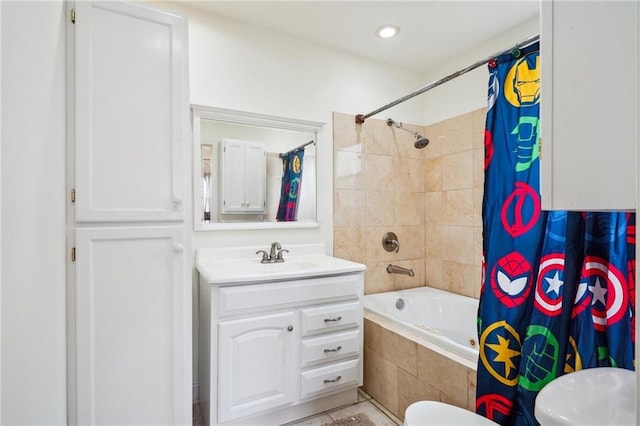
left=534, top=367, right=636, bottom=425
left=403, top=401, right=499, bottom=425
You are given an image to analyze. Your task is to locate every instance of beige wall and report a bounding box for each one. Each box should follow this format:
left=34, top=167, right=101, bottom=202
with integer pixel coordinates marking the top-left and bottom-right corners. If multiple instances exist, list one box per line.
left=333, top=108, right=485, bottom=298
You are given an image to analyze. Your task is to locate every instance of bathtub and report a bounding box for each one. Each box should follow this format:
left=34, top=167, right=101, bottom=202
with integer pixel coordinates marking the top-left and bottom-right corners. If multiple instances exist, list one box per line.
left=363, top=286, right=479, bottom=370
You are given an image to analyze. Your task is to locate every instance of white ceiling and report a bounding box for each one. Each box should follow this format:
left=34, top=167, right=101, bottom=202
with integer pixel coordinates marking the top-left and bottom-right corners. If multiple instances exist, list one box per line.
left=183, top=1, right=540, bottom=74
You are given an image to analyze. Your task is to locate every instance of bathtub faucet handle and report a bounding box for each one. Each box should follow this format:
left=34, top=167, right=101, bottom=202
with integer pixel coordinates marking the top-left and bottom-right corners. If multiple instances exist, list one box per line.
left=382, top=232, right=400, bottom=253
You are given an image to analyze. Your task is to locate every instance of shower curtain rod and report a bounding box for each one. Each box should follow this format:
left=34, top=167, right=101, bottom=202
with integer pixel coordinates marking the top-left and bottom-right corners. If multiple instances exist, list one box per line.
left=354, top=33, right=540, bottom=124
left=279, top=140, right=315, bottom=158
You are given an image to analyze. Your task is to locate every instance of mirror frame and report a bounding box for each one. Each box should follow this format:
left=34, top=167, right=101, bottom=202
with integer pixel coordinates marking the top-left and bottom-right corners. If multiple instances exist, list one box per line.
left=191, top=104, right=324, bottom=231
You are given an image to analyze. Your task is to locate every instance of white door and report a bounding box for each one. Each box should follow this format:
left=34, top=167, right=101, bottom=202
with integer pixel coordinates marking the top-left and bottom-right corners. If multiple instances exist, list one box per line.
left=218, top=312, right=296, bottom=423
left=73, top=1, right=188, bottom=222
left=74, top=226, right=187, bottom=425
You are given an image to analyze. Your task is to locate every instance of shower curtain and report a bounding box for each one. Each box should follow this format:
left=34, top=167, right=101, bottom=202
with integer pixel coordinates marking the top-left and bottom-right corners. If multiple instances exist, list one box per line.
left=276, top=148, right=304, bottom=221
left=476, top=42, right=635, bottom=425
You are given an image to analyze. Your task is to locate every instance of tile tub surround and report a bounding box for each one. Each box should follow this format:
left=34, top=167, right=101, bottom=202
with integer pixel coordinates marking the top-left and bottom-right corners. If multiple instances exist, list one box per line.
left=362, top=319, right=476, bottom=422
left=333, top=109, right=485, bottom=298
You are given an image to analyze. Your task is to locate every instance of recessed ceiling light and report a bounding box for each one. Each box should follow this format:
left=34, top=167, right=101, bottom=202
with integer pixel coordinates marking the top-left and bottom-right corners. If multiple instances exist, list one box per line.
left=375, top=25, right=400, bottom=39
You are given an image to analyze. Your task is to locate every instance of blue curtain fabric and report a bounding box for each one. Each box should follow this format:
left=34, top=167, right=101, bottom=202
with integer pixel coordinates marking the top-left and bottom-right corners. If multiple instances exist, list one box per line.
left=476, top=42, right=635, bottom=425
left=276, top=148, right=304, bottom=221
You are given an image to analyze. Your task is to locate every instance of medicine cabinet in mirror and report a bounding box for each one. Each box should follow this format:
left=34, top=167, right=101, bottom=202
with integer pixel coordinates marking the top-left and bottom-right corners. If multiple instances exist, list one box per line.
left=192, top=105, right=323, bottom=230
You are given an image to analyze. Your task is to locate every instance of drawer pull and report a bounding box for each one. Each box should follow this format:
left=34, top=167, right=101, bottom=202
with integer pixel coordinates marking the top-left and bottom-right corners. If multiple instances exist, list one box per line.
left=324, top=316, right=342, bottom=322
left=323, top=375, right=342, bottom=384
left=323, top=346, right=342, bottom=353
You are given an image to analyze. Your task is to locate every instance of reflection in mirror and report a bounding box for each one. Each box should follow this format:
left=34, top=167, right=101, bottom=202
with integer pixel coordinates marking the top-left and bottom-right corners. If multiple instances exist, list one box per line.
left=192, top=105, right=324, bottom=230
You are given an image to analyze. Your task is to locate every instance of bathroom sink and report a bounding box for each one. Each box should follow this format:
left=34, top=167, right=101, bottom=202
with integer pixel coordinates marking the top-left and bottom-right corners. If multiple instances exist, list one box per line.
left=225, top=259, right=320, bottom=276
left=196, top=244, right=366, bottom=285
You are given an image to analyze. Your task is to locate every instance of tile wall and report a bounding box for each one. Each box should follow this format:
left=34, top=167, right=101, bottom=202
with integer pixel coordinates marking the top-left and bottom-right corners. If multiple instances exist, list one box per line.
left=333, top=109, right=486, bottom=420
left=333, top=108, right=486, bottom=298
left=362, top=319, right=476, bottom=421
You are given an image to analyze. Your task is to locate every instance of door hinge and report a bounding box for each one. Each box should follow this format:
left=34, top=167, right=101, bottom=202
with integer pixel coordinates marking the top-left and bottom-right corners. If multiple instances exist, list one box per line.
left=70, top=8, right=76, bottom=24
left=71, top=188, right=76, bottom=203
left=71, top=247, right=76, bottom=262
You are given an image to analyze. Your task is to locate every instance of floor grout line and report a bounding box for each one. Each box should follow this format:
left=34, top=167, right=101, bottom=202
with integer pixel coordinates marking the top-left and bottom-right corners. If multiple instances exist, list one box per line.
left=194, top=391, right=401, bottom=426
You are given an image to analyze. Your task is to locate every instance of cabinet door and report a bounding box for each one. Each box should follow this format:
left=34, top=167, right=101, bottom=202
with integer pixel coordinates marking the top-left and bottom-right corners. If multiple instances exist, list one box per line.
left=244, top=141, right=267, bottom=212
left=218, top=312, right=296, bottom=423
left=74, top=226, right=188, bottom=425
left=219, top=139, right=247, bottom=212
left=219, top=139, right=266, bottom=214
left=73, top=1, right=188, bottom=222
left=540, top=0, right=638, bottom=210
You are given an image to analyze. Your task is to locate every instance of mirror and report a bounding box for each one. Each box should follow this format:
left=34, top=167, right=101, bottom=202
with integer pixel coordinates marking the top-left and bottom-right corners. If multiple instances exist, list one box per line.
left=192, top=105, right=324, bottom=230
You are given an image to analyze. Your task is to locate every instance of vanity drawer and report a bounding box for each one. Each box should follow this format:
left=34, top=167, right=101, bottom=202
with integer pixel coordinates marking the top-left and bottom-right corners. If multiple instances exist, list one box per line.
left=217, top=274, right=361, bottom=317
left=301, top=330, right=360, bottom=368
left=300, top=301, right=361, bottom=336
left=300, top=359, right=359, bottom=400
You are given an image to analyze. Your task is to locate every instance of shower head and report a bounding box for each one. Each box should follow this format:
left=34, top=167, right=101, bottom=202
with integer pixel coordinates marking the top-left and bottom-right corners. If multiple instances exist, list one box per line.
left=386, top=118, right=430, bottom=149
left=414, top=136, right=430, bottom=149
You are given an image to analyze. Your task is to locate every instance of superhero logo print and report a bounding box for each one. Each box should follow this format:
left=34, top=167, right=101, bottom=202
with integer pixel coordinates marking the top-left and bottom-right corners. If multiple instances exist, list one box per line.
left=487, top=71, right=500, bottom=111
left=504, top=52, right=540, bottom=107
left=480, top=320, right=522, bottom=386
left=481, top=254, right=487, bottom=295
left=484, top=130, right=494, bottom=170
left=582, top=256, right=628, bottom=331
left=571, top=278, right=591, bottom=319
left=534, top=254, right=565, bottom=316
left=291, top=153, right=302, bottom=174
left=476, top=394, right=512, bottom=422
left=518, top=325, right=559, bottom=392
left=629, top=259, right=636, bottom=343
left=511, top=116, right=540, bottom=173
left=564, top=336, right=582, bottom=374
left=501, top=182, right=541, bottom=237
left=491, top=251, right=533, bottom=308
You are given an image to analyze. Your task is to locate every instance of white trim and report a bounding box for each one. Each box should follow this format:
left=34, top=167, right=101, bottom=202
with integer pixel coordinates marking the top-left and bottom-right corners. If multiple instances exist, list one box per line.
left=636, top=0, right=640, bottom=420
left=65, top=1, right=78, bottom=423
left=0, top=0, right=3, bottom=420
left=191, top=104, right=324, bottom=134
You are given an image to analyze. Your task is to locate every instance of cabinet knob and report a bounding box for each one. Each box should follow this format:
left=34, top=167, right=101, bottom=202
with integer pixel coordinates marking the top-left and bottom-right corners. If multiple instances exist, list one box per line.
left=173, top=244, right=184, bottom=253
left=287, top=325, right=294, bottom=332
left=173, top=196, right=183, bottom=211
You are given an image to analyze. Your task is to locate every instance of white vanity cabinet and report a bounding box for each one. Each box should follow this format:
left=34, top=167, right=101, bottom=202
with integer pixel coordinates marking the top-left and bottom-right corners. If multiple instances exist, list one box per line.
left=540, top=0, right=638, bottom=211
left=219, top=138, right=266, bottom=214
left=197, top=247, right=365, bottom=426
left=217, top=311, right=297, bottom=422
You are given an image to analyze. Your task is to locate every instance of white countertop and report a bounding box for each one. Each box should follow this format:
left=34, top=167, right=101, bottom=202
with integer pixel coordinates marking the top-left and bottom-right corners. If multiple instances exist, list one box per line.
left=196, top=243, right=366, bottom=285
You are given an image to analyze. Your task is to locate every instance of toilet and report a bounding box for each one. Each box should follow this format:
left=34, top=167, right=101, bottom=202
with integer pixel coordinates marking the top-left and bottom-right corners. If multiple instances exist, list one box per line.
left=534, top=367, right=636, bottom=425
left=403, top=401, right=499, bottom=425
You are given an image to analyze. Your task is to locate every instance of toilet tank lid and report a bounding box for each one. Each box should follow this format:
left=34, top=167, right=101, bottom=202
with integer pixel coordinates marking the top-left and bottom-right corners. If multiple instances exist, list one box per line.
left=534, top=367, right=636, bottom=425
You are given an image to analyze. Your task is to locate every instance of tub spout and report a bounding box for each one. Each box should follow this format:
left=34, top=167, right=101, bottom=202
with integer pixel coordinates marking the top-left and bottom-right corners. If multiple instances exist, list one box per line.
left=386, top=264, right=415, bottom=277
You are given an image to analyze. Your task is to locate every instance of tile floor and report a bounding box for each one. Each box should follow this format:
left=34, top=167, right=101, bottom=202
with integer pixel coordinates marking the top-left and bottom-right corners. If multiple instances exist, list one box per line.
left=193, top=389, right=402, bottom=426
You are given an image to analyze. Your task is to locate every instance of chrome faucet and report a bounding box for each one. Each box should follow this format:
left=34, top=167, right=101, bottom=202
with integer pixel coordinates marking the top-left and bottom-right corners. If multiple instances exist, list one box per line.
left=386, top=264, right=415, bottom=277
left=269, top=242, right=281, bottom=261
left=256, top=242, right=288, bottom=263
